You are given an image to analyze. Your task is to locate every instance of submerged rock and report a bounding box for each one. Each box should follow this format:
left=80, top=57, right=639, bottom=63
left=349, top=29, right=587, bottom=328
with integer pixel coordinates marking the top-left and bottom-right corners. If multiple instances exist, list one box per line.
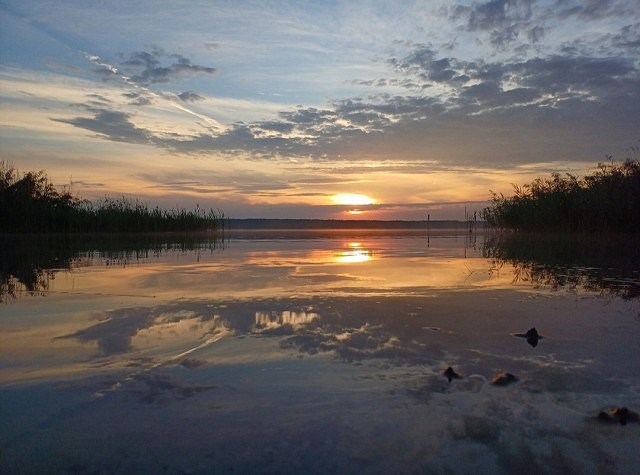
left=514, top=327, right=543, bottom=347
left=596, top=407, right=640, bottom=426
left=491, top=372, right=518, bottom=386
left=443, top=366, right=462, bottom=382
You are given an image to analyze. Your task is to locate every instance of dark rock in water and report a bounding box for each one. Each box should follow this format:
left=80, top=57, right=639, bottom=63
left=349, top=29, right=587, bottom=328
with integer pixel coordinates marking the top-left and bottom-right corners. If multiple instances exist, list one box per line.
left=596, top=407, right=640, bottom=426
left=443, top=366, right=462, bottom=382
left=491, top=372, right=518, bottom=386
left=514, top=327, right=543, bottom=347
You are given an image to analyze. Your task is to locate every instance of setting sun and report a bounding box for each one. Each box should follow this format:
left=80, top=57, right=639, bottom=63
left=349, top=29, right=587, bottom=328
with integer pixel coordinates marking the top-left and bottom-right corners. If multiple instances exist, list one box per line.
left=331, top=194, right=376, bottom=206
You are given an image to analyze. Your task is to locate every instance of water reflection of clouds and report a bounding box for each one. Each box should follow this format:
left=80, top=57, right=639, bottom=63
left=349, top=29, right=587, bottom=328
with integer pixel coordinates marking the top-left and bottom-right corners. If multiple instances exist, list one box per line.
left=54, top=295, right=448, bottom=370
left=4, top=234, right=640, bottom=390
left=133, top=312, right=231, bottom=356
left=3, top=236, right=640, bottom=474
left=57, top=308, right=156, bottom=356
left=58, top=306, right=231, bottom=359
left=254, top=310, right=319, bottom=332
left=4, top=288, right=639, bottom=408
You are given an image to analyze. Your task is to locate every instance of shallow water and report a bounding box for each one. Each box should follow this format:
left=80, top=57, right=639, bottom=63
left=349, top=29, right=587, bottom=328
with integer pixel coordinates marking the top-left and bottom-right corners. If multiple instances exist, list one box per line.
left=1, top=230, right=639, bottom=474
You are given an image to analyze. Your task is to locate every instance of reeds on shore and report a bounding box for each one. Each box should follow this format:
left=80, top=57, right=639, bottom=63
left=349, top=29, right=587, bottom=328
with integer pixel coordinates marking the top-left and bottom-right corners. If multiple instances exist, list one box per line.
left=0, top=162, right=225, bottom=233
left=482, top=153, right=640, bottom=233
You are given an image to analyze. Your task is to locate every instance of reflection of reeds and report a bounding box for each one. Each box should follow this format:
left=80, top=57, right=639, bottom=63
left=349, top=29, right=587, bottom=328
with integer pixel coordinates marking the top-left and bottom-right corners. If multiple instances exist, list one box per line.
left=0, top=270, right=54, bottom=302
left=0, top=234, right=226, bottom=302
left=0, top=162, right=225, bottom=233
left=483, top=152, right=640, bottom=233
left=483, top=232, right=640, bottom=299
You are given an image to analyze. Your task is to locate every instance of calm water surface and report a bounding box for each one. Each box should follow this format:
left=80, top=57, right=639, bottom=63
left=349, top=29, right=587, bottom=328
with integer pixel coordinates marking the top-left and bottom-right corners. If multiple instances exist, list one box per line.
left=1, top=230, right=639, bottom=474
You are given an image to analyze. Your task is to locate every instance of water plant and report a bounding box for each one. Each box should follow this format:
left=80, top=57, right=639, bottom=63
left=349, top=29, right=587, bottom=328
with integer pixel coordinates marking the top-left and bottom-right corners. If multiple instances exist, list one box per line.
left=0, top=161, right=225, bottom=233
left=483, top=150, right=640, bottom=233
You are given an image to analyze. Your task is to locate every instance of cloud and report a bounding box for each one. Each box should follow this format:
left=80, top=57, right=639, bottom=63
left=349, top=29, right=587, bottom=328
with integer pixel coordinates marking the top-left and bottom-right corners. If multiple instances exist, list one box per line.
left=52, top=109, right=153, bottom=145
left=54, top=43, right=640, bottom=165
left=48, top=16, right=639, bottom=168
left=554, top=0, right=628, bottom=21
left=89, top=48, right=218, bottom=88
left=123, top=91, right=153, bottom=106
left=511, top=55, right=635, bottom=93
left=449, top=1, right=633, bottom=52
left=610, top=23, right=640, bottom=51
left=467, top=0, right=518, bottom=31
left=451, top=0, right=535, bottom=48
left=177, top=91, right=205, bottom=102
left=135, top=168, right=299, bottom=199
left=384, top=41, right=639, bottom=116
left=119, top=49, right=218, bottom=86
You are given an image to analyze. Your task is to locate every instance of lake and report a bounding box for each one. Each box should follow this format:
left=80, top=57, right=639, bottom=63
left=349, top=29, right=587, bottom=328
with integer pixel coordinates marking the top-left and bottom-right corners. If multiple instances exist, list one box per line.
left=1, top=229, right=639, bottom=474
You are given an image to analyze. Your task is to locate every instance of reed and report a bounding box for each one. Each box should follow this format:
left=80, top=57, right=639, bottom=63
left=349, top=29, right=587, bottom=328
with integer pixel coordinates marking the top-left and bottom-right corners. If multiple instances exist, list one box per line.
left=483, top=152, right=640, bottom=233
left=0, top=161, right=225, bottom=233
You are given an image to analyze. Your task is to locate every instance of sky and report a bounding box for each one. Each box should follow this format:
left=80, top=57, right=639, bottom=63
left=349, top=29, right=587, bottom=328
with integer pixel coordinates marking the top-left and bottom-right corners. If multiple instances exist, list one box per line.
left=1, top=0, right=639, bottom=220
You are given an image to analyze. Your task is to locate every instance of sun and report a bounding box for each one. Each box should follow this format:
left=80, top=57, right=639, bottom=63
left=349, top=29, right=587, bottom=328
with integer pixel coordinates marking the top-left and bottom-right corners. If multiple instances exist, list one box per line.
left=331, top=193, right=375, bottom=206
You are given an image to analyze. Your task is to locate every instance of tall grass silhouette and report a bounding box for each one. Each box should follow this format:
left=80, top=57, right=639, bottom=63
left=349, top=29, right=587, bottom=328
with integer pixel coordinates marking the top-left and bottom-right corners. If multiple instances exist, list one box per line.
left=483, top=151, right=640, bottom=233
left=0, top=162, right=225, bottom=233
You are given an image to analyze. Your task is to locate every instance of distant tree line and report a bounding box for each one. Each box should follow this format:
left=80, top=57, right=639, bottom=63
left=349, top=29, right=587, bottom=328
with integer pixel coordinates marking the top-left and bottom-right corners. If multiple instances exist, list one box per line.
left=483, top=153, right=640, bottom=233
left=0, top=161, right=225, bottom=233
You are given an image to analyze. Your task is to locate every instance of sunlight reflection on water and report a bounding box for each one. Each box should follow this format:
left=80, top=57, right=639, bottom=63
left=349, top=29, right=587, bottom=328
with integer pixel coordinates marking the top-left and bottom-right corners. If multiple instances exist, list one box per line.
left=334, top=241, right=373, bottom=263
left=1, top=231, right=639, bottom=474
